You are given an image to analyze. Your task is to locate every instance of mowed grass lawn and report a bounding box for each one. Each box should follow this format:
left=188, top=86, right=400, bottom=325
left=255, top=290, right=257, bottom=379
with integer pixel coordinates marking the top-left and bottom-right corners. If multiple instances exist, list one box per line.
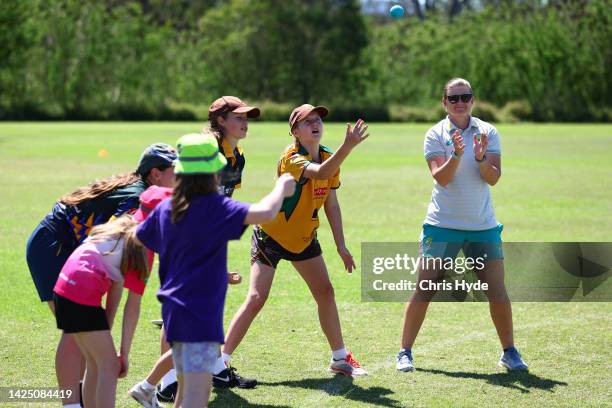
left=1, top=122, right=611, bottom=407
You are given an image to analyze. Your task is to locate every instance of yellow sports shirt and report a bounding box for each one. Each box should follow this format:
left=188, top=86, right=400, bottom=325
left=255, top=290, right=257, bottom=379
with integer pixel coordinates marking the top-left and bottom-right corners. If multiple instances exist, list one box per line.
left=218, top=138, right=245, bottom=197
left=261, top=143, right=340, bottom=253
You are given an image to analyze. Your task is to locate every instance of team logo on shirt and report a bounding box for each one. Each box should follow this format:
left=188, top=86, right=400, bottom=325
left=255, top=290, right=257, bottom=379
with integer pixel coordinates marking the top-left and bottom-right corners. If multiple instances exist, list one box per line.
left=314, top=187, right=328, bottom=198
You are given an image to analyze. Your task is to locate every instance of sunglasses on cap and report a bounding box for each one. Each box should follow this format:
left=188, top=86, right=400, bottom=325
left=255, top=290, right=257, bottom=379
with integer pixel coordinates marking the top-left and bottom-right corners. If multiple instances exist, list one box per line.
left=446, top=93, right=473, bottom=104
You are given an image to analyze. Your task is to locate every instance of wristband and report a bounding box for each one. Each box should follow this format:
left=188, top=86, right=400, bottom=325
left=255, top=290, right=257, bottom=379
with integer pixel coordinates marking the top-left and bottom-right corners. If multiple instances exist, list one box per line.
left=475, top=154, right=487, bottom=163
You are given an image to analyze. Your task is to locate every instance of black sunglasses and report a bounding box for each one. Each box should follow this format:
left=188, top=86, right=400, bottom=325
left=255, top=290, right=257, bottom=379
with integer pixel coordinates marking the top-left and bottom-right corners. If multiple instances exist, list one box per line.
left=446, top=93, right=473, bottom=104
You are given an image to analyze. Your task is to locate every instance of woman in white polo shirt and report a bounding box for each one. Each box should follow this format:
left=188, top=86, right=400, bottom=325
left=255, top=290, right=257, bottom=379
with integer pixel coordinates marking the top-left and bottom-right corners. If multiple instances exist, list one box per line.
left=396, top=78, right=528, bottom=372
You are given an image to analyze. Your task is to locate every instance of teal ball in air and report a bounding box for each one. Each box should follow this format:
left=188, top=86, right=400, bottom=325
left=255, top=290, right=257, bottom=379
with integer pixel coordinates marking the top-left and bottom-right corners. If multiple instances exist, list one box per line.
left=389, top=5, right=405, bottom=19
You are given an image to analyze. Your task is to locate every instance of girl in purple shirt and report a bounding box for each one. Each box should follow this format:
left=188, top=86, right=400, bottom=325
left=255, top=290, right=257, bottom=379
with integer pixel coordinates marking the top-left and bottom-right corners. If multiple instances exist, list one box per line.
left=136, top=132, right=295, bottom=408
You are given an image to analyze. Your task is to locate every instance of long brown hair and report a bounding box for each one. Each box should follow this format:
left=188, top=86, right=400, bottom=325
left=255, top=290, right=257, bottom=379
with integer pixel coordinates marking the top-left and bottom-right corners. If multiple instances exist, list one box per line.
left=171, top=174, right=218, bottom=224
left=88, top=216, right=150, bottom=280
left=60, top=173, right=142, bottom=206
left=206, top=111, right=229, bottom=142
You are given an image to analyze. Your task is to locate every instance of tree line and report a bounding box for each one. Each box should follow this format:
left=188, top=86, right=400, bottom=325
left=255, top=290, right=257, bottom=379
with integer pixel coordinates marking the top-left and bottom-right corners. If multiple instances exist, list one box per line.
left=1, top=0, right=610, bottom=122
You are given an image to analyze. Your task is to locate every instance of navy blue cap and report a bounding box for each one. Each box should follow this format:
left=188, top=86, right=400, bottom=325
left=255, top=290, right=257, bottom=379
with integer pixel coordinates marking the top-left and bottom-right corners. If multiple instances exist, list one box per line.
left=136, top=143, right=177, bottom=176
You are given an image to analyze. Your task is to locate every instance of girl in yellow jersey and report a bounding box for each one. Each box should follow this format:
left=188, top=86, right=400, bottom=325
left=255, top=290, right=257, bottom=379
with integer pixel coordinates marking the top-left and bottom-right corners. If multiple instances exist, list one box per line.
left=222, top=104, right=370, bottom=378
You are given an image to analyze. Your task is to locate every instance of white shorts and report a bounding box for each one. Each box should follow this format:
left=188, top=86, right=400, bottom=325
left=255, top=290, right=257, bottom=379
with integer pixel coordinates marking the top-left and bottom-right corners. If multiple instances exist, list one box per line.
left=172, top=341, right=219, bottom=374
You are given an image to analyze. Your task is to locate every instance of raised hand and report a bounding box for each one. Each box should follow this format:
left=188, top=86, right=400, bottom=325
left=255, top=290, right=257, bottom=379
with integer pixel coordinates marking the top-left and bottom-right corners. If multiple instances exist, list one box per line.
left=473, top=132, right=488, bottom=161
left=452, top=130, right=465, bottom=157
left=343, top=119, right=370, bottom=149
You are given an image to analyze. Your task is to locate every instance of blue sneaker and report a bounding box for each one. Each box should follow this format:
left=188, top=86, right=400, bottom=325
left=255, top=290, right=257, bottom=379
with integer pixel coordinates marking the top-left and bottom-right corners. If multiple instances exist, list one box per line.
left=396, top=349, right=414, bottom=372
left=499, top=347, right=528, bottom=371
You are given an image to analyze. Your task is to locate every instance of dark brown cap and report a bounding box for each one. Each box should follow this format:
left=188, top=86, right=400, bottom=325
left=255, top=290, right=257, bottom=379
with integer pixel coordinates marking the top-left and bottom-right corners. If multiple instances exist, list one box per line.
left=208, top=96, right=260, bottom=119
left=289, top=104, right=329, bottom=129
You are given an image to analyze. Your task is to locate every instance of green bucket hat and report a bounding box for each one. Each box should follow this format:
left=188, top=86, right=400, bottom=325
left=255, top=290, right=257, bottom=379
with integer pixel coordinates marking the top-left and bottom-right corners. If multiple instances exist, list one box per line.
left=174, top=133, right=227, bottom=174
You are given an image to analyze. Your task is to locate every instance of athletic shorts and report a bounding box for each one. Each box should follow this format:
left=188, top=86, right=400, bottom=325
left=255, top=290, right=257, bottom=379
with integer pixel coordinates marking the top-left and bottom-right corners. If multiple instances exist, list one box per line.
left=172, top=341, right=220, bottom=374
left=26, top=224, right=75, bottom=302
left=419, top=223, right=504, bottom=261
left=54, top=293, right=109, bottom=333
left=250, top=226, right=322, bottom=269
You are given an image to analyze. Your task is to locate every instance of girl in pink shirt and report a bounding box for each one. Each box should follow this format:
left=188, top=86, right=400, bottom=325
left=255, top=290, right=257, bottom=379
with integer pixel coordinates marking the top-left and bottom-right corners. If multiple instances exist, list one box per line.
left=53, top=216, right=150, bottom=408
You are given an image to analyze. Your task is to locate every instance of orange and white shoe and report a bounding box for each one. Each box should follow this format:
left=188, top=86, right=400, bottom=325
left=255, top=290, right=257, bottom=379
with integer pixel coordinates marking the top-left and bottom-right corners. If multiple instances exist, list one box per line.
left=329, top=352, right=368, bottom=377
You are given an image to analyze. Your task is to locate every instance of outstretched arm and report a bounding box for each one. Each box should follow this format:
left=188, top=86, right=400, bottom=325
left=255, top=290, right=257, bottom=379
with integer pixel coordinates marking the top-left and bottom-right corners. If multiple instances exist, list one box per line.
left=303, top=120, right=369, bottom=180
left=244, top=173, right=296, bottom=225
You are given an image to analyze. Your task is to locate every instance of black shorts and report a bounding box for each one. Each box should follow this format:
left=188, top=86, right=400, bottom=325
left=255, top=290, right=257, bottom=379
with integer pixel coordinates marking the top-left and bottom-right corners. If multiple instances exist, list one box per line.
left=250, top=227, right=322, bottom=269
left=54, top=294, right=109, bottom=333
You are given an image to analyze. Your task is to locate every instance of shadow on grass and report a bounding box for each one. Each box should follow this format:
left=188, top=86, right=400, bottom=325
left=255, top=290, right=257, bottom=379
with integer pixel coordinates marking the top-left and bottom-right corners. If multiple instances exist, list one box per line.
left=259, top=375, right=402, bottom=407
left=210, top=388, right=291, bottom=408
left=419, top=368, right=568, bottom=394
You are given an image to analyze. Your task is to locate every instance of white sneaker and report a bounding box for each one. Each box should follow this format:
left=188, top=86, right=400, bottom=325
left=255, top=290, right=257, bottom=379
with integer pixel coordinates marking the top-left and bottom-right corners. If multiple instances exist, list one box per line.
left=396, top=349, right=414, bottom=372
left=128, top=381, right=161, bottom=408
left=499, top=347, right=529, bottom=371
left=329, top=352, right=368, bottom=376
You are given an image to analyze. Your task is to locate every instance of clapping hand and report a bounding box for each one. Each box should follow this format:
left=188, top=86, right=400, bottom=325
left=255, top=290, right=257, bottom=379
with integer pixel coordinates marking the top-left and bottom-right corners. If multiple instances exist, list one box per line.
left=452, top=130, right=465, bottom=157
left=473, top=132, right=488, bottom=161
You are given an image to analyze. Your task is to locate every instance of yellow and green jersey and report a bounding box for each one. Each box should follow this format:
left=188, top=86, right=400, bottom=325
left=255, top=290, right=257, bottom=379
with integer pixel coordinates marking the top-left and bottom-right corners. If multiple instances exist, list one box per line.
left=261, top=143, right=340, bottom=253
left=218, top=138, right=245, bottom=197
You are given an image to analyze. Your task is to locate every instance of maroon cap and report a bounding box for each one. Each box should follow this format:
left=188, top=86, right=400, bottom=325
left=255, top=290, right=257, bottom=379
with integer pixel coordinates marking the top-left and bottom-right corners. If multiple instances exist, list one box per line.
left=289, top=104, right=329, bottom=129
left=133, top=186, right=173, bottom=222
left=208, top=96, right=260, bottom=119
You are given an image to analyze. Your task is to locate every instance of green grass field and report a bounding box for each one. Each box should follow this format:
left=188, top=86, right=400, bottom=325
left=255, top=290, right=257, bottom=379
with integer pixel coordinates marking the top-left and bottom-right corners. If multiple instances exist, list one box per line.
left=1, top=122, right=611, bottom=407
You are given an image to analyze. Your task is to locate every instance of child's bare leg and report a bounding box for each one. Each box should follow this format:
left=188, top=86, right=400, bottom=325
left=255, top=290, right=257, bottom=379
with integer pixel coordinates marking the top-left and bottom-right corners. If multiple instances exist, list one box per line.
left=72, top=334, right=97, bottom=408
left=181, top=372, right=212, bottom=408
left=292, top=256, right=344, bottom=350
left=223, top=262, right=275, bottom=354
left=160, top=327, right=171, bottom=353
left=173, top=374, right=183, bottom=408
left=55, top=332, right=84, bottom=406
left=74, top=331, right=120, bottom=408
left=146, top=349, right=174, bottom=385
